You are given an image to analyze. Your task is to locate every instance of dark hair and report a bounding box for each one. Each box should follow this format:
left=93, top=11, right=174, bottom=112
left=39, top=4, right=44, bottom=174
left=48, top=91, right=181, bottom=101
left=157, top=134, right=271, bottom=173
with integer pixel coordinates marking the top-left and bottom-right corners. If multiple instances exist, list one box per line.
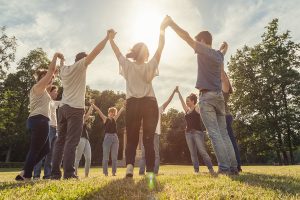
left=126, top=42, right=149, bottom=62
left=75, top=52, right=88, bottom=62
left=35, top=69, right=47, bottom=81
left=50, top=85, right=58, bottom=92
left=195, top=31, right=212, bottom=45
left=187, top=93, right=197, bottom=105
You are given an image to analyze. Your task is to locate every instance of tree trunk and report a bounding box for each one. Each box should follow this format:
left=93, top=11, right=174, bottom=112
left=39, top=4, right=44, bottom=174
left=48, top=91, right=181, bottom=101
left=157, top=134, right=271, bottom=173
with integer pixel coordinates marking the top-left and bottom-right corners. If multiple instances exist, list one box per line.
left=5, top=145, right=12, bottom=162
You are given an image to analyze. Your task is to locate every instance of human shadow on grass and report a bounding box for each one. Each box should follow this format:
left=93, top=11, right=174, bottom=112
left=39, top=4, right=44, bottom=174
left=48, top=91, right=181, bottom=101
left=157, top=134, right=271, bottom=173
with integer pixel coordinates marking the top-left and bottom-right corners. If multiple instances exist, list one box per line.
left=0, top=180, right=39, bottom=190
left=82, top=176, right=164, bottom=200
left=230, top=172, right=300, bottom=195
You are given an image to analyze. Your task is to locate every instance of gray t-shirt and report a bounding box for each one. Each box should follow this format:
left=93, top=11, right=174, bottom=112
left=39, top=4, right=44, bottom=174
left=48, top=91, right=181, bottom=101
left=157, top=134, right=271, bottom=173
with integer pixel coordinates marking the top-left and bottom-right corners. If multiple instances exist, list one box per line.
left=194, top=42, right=224, bottom=91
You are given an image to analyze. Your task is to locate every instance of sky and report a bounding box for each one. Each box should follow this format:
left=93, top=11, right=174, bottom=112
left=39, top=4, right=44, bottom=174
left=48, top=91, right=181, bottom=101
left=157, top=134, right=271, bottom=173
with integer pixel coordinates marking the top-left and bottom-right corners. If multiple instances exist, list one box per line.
left=1, top=0, right=300, bottom=111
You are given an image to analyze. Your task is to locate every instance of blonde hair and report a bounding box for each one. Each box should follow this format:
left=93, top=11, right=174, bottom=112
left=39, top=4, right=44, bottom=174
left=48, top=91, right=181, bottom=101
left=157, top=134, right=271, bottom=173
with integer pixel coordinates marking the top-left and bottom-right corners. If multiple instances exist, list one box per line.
left=108, top=107, right=117, bottom=115
left=126, top=42, right=149, bottom=62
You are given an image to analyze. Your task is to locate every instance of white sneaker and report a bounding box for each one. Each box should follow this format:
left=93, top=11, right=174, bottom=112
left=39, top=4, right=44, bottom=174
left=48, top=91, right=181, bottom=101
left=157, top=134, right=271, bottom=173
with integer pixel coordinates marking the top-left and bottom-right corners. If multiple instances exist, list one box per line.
left=126, top=164, right=134, bottom=178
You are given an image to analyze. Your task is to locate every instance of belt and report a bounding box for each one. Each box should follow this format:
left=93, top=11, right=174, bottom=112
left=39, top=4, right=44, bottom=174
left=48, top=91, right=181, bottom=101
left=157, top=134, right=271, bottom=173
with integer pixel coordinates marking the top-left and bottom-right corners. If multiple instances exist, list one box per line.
left=199, top=89, right=210, bottom=94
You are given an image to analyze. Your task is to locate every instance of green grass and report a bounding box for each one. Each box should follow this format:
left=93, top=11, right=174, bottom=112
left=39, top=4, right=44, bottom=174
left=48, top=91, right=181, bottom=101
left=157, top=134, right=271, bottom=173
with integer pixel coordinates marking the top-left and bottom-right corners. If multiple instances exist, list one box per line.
left=0, top=165, right=299, bottom=200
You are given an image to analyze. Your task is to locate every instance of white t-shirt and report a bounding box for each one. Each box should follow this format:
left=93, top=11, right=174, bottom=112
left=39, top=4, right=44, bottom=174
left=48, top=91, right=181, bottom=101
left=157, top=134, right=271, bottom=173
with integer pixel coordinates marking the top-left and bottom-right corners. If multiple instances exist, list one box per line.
left=49, top=100, right=60, bottom=127
left=155, top=106, right=164, bottom=135
left=29, top=88, right=51, bottom=119
left=60, top=58, right=87, bottom=109
left=118, top=55, right=159, bottom=99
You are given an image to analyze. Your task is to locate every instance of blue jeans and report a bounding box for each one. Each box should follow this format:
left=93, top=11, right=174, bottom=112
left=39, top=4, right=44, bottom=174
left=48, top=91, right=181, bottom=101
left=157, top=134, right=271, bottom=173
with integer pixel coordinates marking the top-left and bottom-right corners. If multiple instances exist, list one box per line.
left=185, top=130, right=213, bottom=172
left=75, top=137, right=91, bottom=177
left=33, top=126, right=57, bottom=178
left=199, top=91, right=237, bottom=172
left=102, top=133, right=119, bottom=175
left=139, top=133, right=160, bottom=174
left=226, top=114, right=242, bottom=170
left=23, top=115, right=50, bottom=178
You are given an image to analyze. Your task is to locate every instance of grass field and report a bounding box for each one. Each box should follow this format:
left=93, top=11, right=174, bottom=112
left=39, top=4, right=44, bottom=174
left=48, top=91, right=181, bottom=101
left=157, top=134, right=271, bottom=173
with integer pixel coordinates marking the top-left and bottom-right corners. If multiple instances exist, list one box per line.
left=0, top=165, right=299, bottom=200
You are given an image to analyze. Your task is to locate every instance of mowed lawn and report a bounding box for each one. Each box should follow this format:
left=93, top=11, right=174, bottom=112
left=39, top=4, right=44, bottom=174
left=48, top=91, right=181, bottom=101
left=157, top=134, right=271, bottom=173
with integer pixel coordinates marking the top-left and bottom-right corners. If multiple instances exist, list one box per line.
left=0, top=165, right=299, bottom=200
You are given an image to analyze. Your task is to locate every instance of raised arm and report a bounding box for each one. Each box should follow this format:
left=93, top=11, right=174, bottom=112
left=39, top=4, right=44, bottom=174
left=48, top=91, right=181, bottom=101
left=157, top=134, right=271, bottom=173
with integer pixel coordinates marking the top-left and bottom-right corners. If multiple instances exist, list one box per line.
left=114, top=106, right=125, bottom=121
left=83, top=105, right=93, bottom=122
left=161, top=87, right=177, bottom=110
left=85, top=32, right=109, bottom=66
left=168, top=17, right=196, bottom=50
left=222, top=68, right=231, bottom=93
left=108, top=30, right=123, bottom=60
left=34, top=53, right=63, bottom=95
left=176, top=87, right=189, bottom=112
left=219, top=42, right=228, bottom=56
left=151, top=16, right=168, bottom=63
left=92, top=104, right=107, bottom=123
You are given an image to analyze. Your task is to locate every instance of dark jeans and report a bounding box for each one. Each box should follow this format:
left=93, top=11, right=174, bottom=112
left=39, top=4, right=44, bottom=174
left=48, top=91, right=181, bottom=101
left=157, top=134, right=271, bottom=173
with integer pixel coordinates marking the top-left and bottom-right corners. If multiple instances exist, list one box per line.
left=125, top=97, right=158, bottom=172
left=23, top=115, right=50, bottom=178
left=226, top=114, right=242, bottom=170
left=33, top=126, right=57, bottom=178
left=51, top=104, right=84, bottom=179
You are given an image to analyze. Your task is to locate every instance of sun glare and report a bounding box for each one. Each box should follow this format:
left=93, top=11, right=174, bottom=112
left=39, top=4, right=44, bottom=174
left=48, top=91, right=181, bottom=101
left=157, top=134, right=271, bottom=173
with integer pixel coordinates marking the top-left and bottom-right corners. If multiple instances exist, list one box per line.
left=130, top=6, right=164, bottom=53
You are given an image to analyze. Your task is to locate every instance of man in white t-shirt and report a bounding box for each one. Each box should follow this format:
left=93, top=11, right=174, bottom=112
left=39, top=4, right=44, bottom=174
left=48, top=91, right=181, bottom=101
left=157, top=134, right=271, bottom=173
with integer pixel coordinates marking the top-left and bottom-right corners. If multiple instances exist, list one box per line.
left=51, top=31, right=110, bottom=179
left=139, top=87, right=177, bottom=175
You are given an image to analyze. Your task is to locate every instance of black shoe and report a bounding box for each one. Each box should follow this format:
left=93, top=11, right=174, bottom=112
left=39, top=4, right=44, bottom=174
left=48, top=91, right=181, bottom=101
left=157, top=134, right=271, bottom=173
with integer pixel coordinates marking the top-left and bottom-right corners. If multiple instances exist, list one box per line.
left=64, top=175, right=78, bottom=180
left=15, top=174, right=26, bottom=181
left=51, top=175, right=61, bottom=180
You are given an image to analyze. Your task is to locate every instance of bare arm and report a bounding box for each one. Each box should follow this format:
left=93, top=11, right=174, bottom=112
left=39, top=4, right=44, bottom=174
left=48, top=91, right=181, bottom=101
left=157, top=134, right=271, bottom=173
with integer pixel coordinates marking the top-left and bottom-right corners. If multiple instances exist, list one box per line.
left=85, top=34, right=109, bottom=66
left=108, top=30, right=123, bottom=60
left=83, top=106, right=93, bottom=122
left=114, top=107, right=125, bottom=121
left=221, top=67, right=231, bottom=93
left=92, top=104, right=107, bottom=123
left=169, top=18, right=196, bottom=50
left=152, top=17, right=168, bottom=63
left=219, top=42, right=228, bottom=56
left=34, top=53, right=62, bottom=95
left=176, top=89, right=189, bottom=112
left=161, top=87, right=176, bottom=110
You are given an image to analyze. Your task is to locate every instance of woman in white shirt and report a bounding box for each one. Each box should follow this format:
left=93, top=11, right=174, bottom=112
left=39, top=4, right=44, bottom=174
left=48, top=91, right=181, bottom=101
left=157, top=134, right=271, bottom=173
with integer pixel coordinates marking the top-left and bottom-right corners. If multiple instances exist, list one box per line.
left=108, top=17, right=169, bottom=177
left=15, top=53, right=63, bottom=181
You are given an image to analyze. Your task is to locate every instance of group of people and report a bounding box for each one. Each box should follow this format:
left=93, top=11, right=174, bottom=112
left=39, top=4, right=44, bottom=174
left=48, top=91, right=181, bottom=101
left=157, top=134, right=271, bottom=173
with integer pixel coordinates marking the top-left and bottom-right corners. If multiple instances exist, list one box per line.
left=15, top=15, right=241, bottom=181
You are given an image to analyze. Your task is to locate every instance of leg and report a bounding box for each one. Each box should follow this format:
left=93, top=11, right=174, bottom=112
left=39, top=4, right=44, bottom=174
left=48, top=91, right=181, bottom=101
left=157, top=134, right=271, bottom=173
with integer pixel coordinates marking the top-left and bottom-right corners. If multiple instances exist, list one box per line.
left=102, top=134, right=112, bottom=175
left=185, top=132, right=200, bottom=172
left=139, top=144, right=146, bottom=175
left=74, top=138, right=85, bottom=176
left=33, top=159, right=43, bottom=179
left=193, top=131, right=214, bottom=171
left=125, top=98, right=142, bottom=166
left=111, top=134, right=119, bottom=175
left=226, top=114, right=242, bottom=170
left=83, top=139, right=91, bottom=177
left=142, top=98, right=158, bottom=173
left=199, top=93, right=230, bottom=172
left=62, top=106, right=84, bottom=178
left=43, top=127, right=56, bottom=178
left=23, top=117, right=50, bottom=178
left=153, top=134, right=160, bottom=174
left=51, top=106, right=67, bottom=179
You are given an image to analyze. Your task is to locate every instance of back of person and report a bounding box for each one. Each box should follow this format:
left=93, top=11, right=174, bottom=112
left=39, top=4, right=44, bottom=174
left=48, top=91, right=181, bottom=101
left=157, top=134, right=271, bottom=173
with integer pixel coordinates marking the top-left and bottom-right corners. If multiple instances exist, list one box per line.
left=60, top=58, right=87, bottom=109
left=195, top=43, right=223, bottom=92
left=119, top=55, right=158, bottom=99
left=29, top=88, right=51, bottom=119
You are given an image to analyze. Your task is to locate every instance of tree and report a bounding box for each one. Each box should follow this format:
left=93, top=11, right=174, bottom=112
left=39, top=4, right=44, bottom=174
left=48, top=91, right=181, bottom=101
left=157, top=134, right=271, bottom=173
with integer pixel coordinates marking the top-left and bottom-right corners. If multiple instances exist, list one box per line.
left=0, top=26, right=17, bottom=80
left=228, top=19, right=300, bottom=164
left=0, top=48, right=50, bottom=162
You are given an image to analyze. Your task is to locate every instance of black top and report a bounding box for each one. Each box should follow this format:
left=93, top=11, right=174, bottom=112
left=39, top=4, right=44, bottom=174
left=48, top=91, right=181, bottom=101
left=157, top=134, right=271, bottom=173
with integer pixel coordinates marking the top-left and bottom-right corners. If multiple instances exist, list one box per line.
left=185, top=108, right=205, bottom=132
left=81, top=124, right=89, bottom=140
left=104, top=118, right=117, bottom=133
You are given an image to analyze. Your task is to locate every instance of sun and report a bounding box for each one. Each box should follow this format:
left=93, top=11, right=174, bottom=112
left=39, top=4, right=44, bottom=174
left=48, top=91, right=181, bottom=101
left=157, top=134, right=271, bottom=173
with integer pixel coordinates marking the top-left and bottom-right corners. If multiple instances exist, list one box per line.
left=130, top=7, right=164, bottom=53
